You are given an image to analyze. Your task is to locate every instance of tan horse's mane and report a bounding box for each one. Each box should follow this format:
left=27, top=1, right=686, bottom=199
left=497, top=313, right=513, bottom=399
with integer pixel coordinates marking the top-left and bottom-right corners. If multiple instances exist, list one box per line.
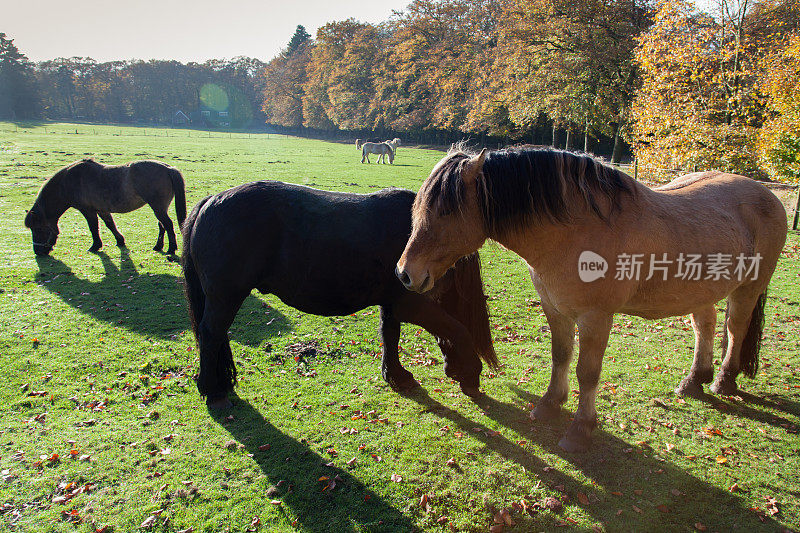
left=416, top=145, right=634, bottom=237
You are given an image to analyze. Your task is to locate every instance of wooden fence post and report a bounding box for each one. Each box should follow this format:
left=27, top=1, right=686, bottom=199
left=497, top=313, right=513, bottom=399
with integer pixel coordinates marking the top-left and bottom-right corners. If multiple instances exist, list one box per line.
left=793, top=187, right=799, bottom=231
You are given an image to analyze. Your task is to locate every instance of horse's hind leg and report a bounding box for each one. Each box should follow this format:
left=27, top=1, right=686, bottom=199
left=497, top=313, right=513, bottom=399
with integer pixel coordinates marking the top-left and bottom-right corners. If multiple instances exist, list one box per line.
left=675, top=305, right=716, bottom=397
left=98, top=212, right=125, bottom=248
left=197, top=293, right=245, bottom=408
left=153, top=223, right=166, bottom=252
left=80, top=209, right=103, bottom=252
left=151, top=207, right=178, bottom=254
left=710, top=288, right=765, bottom=395
left=532, top=301, right=576, bottom=421
left=379, top=304, right=419, bottom=392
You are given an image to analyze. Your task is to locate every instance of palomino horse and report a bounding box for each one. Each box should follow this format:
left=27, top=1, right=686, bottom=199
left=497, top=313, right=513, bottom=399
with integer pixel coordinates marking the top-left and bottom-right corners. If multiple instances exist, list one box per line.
left=24, top=159, right=186, bottom=256
left=385, top=138, right=401, bottom=152
left=361, top=142, right=395, bottom=164
left=396, top=146, right=787, bottom=452
left=182, top=180, right=497, bottom=408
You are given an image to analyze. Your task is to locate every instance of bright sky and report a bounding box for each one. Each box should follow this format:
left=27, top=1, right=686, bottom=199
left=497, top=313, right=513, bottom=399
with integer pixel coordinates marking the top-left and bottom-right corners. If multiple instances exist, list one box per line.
left=5, top=0, right=410, bottom=63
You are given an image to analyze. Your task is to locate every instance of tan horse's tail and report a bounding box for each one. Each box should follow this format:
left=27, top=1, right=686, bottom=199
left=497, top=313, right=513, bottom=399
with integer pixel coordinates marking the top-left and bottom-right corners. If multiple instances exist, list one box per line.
left=722, top=290, right=767, bottom=379
left=169, top=167, right=187, bottom=225
left=434, top=252, right=498, bottom=369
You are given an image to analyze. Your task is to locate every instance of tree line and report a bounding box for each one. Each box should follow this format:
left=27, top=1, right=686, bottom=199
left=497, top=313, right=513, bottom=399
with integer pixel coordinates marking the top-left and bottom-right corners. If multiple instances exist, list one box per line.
left=0, top=33, right=266, bottom=128
left=1, top=0, right=798, bottom=182
left=262, top=0, right=798, bottom=182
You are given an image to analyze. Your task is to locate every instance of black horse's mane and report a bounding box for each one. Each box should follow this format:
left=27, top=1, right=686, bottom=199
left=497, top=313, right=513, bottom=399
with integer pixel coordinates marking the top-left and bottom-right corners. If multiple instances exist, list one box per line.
left=418, top=146, right=634, bottom=237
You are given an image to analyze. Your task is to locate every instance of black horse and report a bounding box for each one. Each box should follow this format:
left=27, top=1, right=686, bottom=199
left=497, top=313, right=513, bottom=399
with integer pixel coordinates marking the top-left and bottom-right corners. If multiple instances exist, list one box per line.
left=182, top=181, right=497, bottom=408
left=24, top=159, right=186, bottom=256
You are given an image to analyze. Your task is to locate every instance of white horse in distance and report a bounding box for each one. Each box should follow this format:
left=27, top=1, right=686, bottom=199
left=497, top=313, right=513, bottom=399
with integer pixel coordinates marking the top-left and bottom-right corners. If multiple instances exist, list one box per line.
left=361, top=142, right=395, bottom=164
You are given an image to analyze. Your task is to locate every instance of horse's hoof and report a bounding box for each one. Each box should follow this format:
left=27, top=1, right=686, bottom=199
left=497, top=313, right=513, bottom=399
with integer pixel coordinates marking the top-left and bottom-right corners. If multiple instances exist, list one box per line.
left=116, top=240, right=126, bottom=248
left=167, top=248, right=177, bottom=256
left=558, top=419, right=595, bottom=453
left=531, top=400, right=562, bottom=422
left=153, top=244, right=163, bottom=252
left=207, top=397, right=233, bottom=410
left=393, top=378, right=421, bottom=392
left=709, top=379, right=738, bottom=396
left=558, top=434, right=591, bottom=453
left=89, top=245, right=101, bottom=253
left=459, top=383, right=483, bottom=397
left=675, top=377, right=705, bottom=398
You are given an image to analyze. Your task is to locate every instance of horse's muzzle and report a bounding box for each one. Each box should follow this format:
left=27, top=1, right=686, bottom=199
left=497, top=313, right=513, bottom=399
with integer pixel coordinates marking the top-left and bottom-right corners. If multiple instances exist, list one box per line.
left=395, top=266, right=431, bottom=293
left=33, top=244, right=52, bottom=256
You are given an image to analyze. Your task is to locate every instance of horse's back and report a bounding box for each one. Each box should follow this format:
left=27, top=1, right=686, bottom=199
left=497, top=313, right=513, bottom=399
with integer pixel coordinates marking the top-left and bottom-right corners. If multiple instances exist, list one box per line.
left=653, top=171, right=786, bottom=229
left=189, top=181, right=415, bottom=313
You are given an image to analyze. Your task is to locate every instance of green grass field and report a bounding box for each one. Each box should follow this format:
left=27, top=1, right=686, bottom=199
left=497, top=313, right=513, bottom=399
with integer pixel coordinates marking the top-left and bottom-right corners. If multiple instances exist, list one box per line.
left=0, top=122, right=798, bottom=532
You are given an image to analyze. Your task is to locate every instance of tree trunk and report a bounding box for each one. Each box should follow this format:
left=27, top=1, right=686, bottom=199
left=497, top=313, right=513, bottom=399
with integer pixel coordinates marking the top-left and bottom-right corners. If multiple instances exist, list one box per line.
left=611, top=122, right=623, bottom=164
left=583, top=121, right=589, bottom=153
left=565, top=129, right=572, bottom=151
left=552, top=124, right=557, bottom=147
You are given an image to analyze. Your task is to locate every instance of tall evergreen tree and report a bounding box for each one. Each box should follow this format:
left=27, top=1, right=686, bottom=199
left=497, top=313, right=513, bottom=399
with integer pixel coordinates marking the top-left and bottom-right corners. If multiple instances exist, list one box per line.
left=0, top=33, right=41, bottom=119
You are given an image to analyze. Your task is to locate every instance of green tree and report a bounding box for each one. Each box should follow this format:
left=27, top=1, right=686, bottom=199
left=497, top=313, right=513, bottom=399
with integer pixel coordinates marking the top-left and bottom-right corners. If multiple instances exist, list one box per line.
left=0, top=33, right=41, bottom=119
left=286, top=25, right=312, bottom=57
left=263, top=26, right=313, bottom=128
left=496, top=0, right=652, bottom=159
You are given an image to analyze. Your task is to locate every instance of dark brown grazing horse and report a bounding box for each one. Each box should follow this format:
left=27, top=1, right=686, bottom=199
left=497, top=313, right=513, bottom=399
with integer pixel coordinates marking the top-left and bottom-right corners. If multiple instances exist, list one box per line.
left=182, top=181, right=498, bottom=408
left=397, top=145, right=787, bottom=452
left=24, top=159, right=186, bottom=256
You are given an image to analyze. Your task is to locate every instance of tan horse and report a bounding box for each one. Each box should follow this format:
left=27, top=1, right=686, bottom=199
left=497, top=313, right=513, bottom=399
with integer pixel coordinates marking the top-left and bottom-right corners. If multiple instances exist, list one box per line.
left=361, top=142, right=395, bottom=164
left=396, top=145, right=787, bottom=452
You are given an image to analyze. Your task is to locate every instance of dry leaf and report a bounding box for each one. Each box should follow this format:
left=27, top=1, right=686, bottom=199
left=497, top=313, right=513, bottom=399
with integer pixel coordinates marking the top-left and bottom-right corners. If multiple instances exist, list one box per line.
left=390, top=473, right=403, bottom=483
left=694, top=523, right=707, bottom=531
left=140, top=515, right=157, bottom=529
left=656, top=504, right=669, bottom=513
left=577, top=492, right=590, bottom=505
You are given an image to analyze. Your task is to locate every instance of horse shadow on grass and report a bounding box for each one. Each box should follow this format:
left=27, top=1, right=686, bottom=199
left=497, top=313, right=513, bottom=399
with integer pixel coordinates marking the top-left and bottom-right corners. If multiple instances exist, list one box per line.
left=34, top=251, right=291, bottom=345
left=400, top=387, right=786, bottom=532
left=215, top=400, right=417, bottom=533
left=693, top=390, right=800, bottom=434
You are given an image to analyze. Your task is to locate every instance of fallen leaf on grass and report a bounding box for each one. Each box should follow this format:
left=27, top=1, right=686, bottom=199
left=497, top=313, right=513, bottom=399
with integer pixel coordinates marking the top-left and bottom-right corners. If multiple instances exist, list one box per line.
left=390, top=473, right=403, bottom=483
left=419, top=494, right=431, bottom=513
left=246, top=516, right=261, bottom=532
left=764, top=496, right=779, bottom=516
left=715, top=455, right=727, bottom=464
left=140, top=515, right=157, bottom=529
left=656, top=504, right=669, bottom=513
left=694, top=523, right=707, bottom=531
left=543, top=497, right=562, bottom=512
left=729, top=483, right=739, bottom=492
left=576, top=492, right=589, bottom=505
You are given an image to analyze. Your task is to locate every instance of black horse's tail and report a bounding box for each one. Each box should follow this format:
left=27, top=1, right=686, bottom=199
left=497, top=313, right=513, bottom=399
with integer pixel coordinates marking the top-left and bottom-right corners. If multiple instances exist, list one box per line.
left=435, top=252, right=498, bottom=369
left=721, top=290, right=767, bottom=379
left=169, top=167, right=187, bottom=225
left=181, top=196, right=211, bottom=337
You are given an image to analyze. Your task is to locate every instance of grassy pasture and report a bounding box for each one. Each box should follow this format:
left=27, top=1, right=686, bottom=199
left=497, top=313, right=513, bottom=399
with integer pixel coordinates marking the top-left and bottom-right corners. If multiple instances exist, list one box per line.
left=0, top=122, right=798, bottom=532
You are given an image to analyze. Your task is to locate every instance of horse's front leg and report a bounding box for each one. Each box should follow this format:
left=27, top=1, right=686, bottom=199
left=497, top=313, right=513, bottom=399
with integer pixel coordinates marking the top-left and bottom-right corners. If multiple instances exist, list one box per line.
left=98, top=212, right=126, bottom=248
left=379, top=305, right=419, bottom=391
left=675, top=305, right=715, bottom=397
left=532, top=301, right=576, bottom=421
left=393, top=293, right=482, bottom=397
left=559, top=312, right=612, bottom=453
left=80, top=209, right=102, bottom=252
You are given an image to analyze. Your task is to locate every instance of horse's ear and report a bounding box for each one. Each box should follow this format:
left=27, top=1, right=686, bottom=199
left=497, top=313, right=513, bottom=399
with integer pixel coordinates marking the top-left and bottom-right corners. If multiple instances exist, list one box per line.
left=462, top=148, right=487, bottom=184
